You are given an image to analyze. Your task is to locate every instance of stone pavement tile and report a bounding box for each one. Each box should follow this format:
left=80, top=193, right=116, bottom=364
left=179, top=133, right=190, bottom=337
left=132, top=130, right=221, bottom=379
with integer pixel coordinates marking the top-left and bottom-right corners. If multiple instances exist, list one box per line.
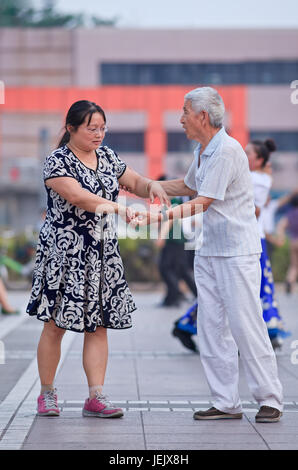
left=135, top=361, right=210, bottom=396
left=39, top=412, right=141, bottom=426
left=269, top=443, right=298, bottom=450
left=254, top=423, right=298, bottom=434
left=145, top=432, right=264, bottom=445
left=143, top=424, right=256, bottom=435
left=142, top=395, right=213, bottom=400
left=260, top=434, right=298, bottom=445
left=244, top=411, right=298, bottom=449
left=24, top=428, right=145, bottom=446
left=142, top=412, right=252, bottom=426
left=146, top=443, right=268, bottom=450
left=53, top=419, right=143, bottom=435
left=23, top=442, right=146, bottom=450
left=25, top=415, right=143, bottom=445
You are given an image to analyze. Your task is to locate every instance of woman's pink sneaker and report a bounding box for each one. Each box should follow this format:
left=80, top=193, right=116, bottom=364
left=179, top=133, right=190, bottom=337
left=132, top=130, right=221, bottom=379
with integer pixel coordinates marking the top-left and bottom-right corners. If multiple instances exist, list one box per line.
left=82, top=393, right=123, bottom=418
left=37, top=389, right=60, bottom=416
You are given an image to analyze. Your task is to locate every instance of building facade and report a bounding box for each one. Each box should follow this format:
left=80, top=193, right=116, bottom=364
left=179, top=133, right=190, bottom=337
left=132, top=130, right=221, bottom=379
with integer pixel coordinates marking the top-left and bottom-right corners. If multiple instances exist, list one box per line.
left=0, top=27, right=298, bottom=230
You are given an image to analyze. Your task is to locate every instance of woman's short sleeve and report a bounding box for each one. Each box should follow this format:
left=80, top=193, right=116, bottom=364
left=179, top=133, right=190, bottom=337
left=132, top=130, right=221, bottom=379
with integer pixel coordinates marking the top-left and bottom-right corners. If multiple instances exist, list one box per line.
left=43, top=150, right=75, bottom=182
left=103, top=146, right=127, bottom=179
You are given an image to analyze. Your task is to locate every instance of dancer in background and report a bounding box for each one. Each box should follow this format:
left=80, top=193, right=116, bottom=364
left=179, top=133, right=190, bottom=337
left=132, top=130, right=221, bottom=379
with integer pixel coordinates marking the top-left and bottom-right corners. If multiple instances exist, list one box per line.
left=157, top=189, right=197, bottom=307
left=246, top=138, right=290, bottom=350
left=276, top=193, right=298, bottom=294
left=0, top=276, right=20, bottom=315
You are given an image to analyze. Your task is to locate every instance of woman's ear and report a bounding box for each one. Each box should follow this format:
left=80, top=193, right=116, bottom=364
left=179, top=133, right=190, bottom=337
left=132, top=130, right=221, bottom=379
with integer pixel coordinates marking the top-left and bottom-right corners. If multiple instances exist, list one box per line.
left=66, top=124, right=73, bottom=134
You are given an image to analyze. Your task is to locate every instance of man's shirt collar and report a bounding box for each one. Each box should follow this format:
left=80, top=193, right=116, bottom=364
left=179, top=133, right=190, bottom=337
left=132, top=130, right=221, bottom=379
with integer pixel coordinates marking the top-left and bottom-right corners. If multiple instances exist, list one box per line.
left=194, top=126, right=226, bottom=158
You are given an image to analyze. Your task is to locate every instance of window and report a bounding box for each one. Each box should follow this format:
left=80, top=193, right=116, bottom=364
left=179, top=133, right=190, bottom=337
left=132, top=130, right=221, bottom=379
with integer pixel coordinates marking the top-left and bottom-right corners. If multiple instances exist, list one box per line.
left=249, top=131, right=298, bottom=152
left=101, top=61, right=298, bottom=85
left=167, top=133, right=197, bottom=152
left=103, top=132, right=144, bottom=153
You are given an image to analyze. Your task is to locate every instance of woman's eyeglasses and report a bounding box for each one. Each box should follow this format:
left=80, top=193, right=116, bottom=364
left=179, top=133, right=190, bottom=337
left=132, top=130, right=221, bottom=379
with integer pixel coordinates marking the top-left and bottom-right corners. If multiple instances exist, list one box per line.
left=86, top=126, right=109, bottom=135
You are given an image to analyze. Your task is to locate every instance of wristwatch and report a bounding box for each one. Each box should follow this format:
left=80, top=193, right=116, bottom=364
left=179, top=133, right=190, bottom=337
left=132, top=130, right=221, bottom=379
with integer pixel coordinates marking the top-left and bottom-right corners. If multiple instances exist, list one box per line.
left=160, top=205, right=169, bottom=221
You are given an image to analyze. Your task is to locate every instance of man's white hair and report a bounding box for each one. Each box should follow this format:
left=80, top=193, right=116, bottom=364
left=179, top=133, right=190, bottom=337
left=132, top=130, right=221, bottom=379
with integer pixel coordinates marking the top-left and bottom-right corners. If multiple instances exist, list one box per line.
left=184, top=87, right=225, bottom=128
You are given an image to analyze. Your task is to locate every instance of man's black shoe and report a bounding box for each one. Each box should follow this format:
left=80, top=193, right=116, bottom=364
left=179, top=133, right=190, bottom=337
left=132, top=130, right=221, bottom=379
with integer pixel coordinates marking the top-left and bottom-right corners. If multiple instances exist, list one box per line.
left=172, top=326, right=199, bottom=353
left=255, top=406, right=282, bottom=423
left=193, top=407, right=243, bottom=420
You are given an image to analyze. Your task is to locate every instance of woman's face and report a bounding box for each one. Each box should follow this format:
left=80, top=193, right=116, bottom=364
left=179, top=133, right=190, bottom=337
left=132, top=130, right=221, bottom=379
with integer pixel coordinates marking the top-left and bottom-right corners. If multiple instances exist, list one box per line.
left=245, top=143, right=263, bottom=171
left=68, top=112, right=107, bottom=151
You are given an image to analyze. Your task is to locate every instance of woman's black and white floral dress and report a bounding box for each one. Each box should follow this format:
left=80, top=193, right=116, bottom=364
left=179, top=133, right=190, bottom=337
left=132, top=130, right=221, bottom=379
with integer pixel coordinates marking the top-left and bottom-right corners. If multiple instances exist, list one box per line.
left=26, top=145, right=136, bottom=333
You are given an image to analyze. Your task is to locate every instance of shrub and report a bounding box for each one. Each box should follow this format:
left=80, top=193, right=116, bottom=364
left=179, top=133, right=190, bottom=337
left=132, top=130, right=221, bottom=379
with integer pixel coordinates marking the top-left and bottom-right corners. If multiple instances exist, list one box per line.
left=271, top=239, right=290, bottom=282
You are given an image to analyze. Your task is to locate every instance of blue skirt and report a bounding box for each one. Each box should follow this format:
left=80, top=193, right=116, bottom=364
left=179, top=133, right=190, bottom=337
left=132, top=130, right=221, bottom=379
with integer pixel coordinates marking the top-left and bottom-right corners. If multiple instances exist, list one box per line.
left=260, top=238, right=284, bottom=339
left=176, top=240, right=290, bottom=340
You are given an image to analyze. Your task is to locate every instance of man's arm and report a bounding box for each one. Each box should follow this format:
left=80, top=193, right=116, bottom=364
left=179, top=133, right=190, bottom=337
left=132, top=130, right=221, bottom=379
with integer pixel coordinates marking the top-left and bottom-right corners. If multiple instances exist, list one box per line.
left=158, top=178, right=197, bottom=197
left=167, top=195, right=214, bottom=220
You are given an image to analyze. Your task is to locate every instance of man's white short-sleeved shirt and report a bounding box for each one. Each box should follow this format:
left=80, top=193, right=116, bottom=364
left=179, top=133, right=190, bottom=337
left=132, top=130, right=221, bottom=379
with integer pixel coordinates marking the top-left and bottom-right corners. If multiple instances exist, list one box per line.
left=184, top=127, right=262, bottom=257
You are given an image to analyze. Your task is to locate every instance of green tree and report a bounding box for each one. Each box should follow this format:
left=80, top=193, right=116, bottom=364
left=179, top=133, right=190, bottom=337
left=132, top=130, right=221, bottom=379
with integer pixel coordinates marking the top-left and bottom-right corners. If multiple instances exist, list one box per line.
left=0, top=0, right=117, bottom=28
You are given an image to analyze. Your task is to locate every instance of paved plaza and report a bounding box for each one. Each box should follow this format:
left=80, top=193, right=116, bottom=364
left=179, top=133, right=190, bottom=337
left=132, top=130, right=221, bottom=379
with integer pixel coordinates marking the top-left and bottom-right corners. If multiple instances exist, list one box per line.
left=0, top=285, right=298, bottom=451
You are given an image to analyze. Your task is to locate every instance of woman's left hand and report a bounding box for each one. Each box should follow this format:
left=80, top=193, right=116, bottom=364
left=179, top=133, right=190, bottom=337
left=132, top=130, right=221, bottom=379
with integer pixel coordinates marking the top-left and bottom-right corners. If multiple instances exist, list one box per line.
left=130, top=211, right=161, bottom=228
left=118, top=205, right=138, bottom=224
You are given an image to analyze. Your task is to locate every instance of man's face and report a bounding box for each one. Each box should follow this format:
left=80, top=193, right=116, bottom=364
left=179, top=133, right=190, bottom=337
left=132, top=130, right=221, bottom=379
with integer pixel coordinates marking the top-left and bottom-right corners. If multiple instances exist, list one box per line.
left=180, top=100, right=204, bottom=142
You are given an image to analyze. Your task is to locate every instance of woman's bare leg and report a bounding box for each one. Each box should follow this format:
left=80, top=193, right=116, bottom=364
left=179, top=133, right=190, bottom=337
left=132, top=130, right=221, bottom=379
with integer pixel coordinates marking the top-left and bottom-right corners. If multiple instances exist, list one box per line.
left=37, top=320, right=66, bottom=390
left=82, top=326, right=108, bottom=397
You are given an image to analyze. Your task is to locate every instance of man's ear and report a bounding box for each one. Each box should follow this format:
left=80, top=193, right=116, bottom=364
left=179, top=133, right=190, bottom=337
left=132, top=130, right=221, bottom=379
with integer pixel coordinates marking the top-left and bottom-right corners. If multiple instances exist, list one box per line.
left=200, top=110, right=209, bottom=126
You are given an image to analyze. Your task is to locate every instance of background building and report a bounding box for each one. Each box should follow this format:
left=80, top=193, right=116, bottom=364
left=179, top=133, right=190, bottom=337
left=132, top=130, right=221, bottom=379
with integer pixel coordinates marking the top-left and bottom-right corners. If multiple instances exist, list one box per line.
left=0, top=27, right=298, bottom=229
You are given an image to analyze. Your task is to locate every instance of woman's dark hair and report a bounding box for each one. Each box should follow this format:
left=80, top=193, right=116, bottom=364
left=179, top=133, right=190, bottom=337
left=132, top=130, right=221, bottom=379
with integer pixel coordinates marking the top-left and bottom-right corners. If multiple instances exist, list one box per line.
left=290, top=194, right=298, bottom=207
left=57, top=100, right=106, bottom=148
left=251, top=138, right=277, bottom=168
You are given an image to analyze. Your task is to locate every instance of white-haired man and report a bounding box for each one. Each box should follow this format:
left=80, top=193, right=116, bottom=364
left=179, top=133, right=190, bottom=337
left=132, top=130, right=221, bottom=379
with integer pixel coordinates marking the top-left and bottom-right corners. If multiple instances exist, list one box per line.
left=137, top=86, right=283, bottom=423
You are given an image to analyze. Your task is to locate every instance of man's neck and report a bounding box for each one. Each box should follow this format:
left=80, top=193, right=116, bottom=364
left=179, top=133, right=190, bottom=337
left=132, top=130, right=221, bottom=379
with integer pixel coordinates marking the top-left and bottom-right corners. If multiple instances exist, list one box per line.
left=198, top=127, right=222, bottom=155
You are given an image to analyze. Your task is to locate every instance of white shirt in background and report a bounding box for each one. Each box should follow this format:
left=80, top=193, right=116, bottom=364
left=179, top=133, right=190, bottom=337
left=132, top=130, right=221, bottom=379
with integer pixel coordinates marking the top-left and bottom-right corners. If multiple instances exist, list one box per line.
left=250, top=171, right=272, bottom=239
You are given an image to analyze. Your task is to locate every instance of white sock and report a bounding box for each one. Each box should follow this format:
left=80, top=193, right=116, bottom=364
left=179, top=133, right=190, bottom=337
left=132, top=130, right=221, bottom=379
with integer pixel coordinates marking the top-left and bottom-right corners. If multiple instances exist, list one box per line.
left=89, top=385, right=103, bottom=399
left=41, top=384, right=55, bottom=394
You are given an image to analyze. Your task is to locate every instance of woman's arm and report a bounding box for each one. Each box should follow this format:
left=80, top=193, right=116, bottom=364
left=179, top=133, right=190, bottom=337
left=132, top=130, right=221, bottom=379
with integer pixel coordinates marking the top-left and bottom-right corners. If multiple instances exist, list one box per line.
left=45, top=177, right=130, bottom=220
left=118, top=167, right=170, bottom=205
left=276, top=189, right=298, bottom=209
left=275, top=216, right=289, bottom=245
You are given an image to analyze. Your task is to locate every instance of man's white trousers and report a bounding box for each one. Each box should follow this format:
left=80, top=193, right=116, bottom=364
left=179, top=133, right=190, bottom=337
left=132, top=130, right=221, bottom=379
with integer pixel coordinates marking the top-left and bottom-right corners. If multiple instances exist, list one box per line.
left=194, top=254, right=283, bottom=413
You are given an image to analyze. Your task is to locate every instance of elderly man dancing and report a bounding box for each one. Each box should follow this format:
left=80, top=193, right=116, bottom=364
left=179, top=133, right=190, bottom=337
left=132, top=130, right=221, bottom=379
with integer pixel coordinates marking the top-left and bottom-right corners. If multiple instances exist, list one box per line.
left=137, top=87, right=283, bottom=423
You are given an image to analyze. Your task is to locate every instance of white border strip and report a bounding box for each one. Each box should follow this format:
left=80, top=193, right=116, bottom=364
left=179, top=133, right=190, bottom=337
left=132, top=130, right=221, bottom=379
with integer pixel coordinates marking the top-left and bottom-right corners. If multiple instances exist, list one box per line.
left=0, top=330, right=76, bottom=450
left=0, top=310, right=27, bottom=341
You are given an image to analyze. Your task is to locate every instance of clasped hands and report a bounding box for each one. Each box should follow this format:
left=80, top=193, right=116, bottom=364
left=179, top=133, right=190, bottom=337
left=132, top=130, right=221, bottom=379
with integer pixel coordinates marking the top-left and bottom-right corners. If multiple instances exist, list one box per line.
left=119, top=180, right=171, bottom=227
